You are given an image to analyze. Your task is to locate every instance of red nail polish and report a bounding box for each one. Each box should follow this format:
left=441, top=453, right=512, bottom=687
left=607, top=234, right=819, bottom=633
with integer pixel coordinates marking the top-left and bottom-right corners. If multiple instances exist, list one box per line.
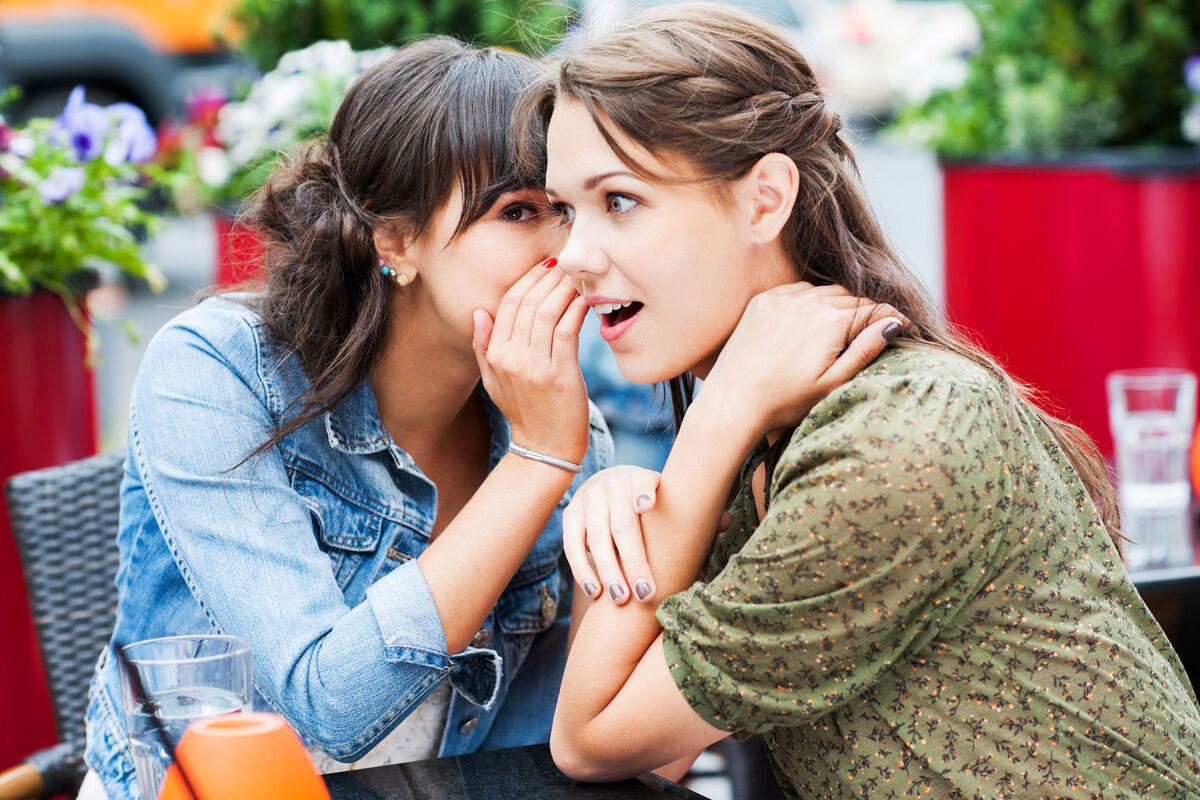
left=542, top=257, right=557, bottom=269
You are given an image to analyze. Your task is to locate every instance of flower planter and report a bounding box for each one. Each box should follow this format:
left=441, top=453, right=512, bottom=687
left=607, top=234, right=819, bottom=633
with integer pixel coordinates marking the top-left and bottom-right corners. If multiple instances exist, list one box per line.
left=0, top=289, right=97, bottom=768
left=942, top=151, right=1200, bottom=457
left=214, top=210, right=264, bottom=287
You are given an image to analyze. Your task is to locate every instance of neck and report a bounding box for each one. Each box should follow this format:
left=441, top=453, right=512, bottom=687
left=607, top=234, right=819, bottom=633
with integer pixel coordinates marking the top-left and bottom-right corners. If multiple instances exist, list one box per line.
left=690, top=242, right=796, bottom=384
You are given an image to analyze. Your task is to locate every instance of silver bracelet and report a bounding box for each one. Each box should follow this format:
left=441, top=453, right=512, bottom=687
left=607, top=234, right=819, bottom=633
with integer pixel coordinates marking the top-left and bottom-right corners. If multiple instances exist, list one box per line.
left=507, top=441, right=582, bottom=474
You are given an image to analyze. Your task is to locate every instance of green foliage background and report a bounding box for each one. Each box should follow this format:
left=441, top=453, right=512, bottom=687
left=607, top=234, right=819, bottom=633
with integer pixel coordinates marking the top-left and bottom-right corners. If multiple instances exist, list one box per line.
left=229, top=0, right=576, bottom=72
left=894, top=0, right=1200, bottom=156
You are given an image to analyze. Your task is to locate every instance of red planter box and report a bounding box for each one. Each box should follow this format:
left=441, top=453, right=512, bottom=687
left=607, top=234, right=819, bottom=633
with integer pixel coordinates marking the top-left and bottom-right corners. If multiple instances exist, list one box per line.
left=0, top=290, right=97, bottom=768
left=214, top=212, right=264, bottom=287
left=943, top=154, right=1200, bottom=457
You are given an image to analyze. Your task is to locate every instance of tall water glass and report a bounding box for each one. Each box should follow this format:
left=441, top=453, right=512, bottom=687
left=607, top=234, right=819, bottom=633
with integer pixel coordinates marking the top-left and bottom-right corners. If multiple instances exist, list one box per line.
left=1107, top=368, right=1198, bottom=570
left=119, top=634, right=252, bottom=800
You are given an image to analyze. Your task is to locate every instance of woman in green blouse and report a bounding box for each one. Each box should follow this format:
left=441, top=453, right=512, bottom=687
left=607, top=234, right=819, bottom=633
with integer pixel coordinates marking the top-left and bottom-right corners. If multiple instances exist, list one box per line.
left=528, top=3, right=1200, bottom=798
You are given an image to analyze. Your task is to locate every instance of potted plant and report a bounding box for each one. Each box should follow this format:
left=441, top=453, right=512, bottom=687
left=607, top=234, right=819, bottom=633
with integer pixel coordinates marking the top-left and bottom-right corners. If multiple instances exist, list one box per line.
left=0, top=86, right=166, bottom=768
left=170, top=40, right=395, bottom=285
left=892, top=0, right=1200, bottom=457
left=227, top=0, right=572, bottom=74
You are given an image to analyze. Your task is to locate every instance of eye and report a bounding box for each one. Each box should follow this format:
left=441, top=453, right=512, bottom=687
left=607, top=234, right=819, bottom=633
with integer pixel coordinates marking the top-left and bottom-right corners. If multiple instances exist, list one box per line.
left=606, top=193, right=637, bottom=214
left=552, top=202, right=576, bottom=223
left=501, top=203, right=539, bottom=223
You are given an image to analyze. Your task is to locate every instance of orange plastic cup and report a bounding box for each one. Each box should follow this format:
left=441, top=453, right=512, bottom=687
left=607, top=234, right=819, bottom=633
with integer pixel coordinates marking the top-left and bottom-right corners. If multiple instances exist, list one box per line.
left=158, top=712, right=329, bottom=800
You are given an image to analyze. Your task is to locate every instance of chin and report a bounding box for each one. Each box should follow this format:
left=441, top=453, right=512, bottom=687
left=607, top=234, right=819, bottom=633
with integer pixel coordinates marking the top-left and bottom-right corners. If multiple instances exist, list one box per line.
left=611, top=349, right=692, bottom=386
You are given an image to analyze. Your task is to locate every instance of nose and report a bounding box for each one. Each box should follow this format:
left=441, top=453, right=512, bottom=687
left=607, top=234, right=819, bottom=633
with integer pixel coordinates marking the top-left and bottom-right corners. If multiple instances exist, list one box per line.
left=555, top=220, right=607, bottom=288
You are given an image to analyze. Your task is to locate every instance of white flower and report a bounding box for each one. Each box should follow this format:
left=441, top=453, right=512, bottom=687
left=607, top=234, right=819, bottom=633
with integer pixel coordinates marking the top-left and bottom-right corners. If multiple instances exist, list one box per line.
left=197, top=146, right=233, bottom=187
left=215, top=40, right=396, bottom=170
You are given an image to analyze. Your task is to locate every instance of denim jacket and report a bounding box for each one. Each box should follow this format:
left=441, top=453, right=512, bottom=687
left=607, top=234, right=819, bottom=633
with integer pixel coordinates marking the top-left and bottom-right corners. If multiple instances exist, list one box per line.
left=84, top=295, right=612, bottom=799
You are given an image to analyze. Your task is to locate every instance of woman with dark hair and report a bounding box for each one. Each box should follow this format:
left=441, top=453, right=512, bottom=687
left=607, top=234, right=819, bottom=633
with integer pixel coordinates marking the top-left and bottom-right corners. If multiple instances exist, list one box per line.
left=79, top=38, right=612, bottom=800
left=531, top=4, right=1200, bottom=798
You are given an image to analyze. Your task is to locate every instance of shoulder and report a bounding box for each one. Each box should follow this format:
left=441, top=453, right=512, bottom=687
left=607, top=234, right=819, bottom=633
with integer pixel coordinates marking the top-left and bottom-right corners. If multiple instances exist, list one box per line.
left=793, top=343, right=1007, bottom=449
left=136, top=293, right=303, bottom=407
left=146, top=293, right=264, bottom=357
left=771, top=343, right=1021, bottom=499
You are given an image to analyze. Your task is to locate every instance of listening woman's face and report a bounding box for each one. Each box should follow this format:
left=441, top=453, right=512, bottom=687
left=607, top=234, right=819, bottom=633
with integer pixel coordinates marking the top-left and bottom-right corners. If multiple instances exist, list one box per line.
left=545, top=99, right=769, bottom=383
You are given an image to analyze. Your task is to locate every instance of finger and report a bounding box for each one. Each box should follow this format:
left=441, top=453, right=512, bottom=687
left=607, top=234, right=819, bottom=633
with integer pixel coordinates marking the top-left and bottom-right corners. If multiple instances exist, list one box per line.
left=551, top=294, right=589, bottom=368
left=609, top=500, right=655, bottom=603
left=584, top=492, right=629, bottom=605
left=823, top=316, right=905, bottom=387
left=472, top=309, right=494, bottom=355
left=562, top=504, right=601, bottom=600
left=837, top=302, right=902, bottom=349
left=529, top=277, right=580, bottom=358
left=472, top=310, right=496, bottom=386
left=511, top=268, right=566, bottom=349
left=718, top=510, right=732, bottom=531
left=492, top=260, right=554, bottom=346
left=631, top=471, right=662, bottom=514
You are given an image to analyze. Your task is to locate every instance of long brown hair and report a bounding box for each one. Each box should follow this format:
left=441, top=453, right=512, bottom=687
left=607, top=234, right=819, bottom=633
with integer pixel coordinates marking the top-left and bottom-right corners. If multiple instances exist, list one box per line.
left=522, top=2, right=1122, bottom=548
left=240, top=37, right=545, bottom=462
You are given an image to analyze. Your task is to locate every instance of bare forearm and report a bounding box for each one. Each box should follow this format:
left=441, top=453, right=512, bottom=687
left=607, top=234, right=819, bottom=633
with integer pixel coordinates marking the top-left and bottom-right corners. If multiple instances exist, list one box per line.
left=555, top=391, right=759, bottom=741
left=419, top=453, right=575, bottom=653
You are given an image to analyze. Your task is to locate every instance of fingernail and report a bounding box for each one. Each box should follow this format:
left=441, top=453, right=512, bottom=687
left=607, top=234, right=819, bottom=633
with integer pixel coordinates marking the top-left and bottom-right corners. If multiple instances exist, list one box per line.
left=881, top=321, right=903, bottom=341
left=540, top=257, right=558, bottom=269
left=583, top=580, right=599, bottom=598
left=634, top=493, right=652, bottom=512
left=634, top=580, right=654, bottom=601
left=608, top=582, right=627, bottom=601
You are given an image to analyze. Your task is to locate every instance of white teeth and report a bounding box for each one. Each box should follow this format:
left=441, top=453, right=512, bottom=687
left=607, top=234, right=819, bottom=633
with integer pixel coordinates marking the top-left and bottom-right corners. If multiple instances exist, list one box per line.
left=594, top=301, right=633, bottom=315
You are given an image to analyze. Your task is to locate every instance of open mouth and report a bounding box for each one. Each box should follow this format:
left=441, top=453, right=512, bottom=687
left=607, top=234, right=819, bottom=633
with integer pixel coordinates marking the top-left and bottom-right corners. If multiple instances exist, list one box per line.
left=594, top=301, right=643, bottom=327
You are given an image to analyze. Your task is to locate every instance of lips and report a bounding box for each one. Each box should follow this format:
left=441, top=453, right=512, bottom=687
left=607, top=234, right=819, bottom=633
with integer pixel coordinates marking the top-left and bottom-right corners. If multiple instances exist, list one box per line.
left=591, top=299, right=643, bottom=343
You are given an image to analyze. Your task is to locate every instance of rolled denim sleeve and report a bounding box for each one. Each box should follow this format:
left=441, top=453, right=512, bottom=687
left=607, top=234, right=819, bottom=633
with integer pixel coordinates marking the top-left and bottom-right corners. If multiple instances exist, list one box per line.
left=127, top=310, right=456, bottom=759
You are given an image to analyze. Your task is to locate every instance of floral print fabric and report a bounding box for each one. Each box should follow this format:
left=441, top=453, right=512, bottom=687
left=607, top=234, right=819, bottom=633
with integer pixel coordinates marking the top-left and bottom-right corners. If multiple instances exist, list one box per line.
left=658, top=345, right=1200, bottom=799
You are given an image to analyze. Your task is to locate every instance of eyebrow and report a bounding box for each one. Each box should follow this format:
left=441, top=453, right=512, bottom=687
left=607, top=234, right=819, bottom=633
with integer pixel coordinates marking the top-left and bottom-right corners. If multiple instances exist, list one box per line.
left=546, top=170, right=641, bottom=198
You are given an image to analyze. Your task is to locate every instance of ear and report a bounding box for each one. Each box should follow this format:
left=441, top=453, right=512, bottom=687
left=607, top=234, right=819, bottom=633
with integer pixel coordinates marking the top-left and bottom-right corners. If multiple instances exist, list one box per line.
left=372, top=225, right=419, bottom=284
left=736, top=152, right=798, bottom=244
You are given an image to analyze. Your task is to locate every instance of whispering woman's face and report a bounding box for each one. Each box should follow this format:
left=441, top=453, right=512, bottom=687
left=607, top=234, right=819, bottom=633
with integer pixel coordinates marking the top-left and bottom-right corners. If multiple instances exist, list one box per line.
left=399, top=182, right=563, bottom=354
left=545, top=99, right=779, bottom=384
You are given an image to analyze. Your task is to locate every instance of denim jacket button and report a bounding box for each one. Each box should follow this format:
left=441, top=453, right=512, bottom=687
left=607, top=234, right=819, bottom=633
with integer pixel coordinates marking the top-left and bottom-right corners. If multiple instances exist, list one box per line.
left=459, top=717, right=479, bottom=734
left=540, top=586, right=557, bottom=624
left=471, top=628, right=491, bottom=648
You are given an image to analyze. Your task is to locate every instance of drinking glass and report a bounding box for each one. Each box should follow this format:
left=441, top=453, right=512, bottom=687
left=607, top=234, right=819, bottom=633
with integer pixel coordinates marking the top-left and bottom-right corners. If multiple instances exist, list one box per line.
left=118, top=634, right=252, bottom=800
left=1107, top=368, right=1198, bottom=570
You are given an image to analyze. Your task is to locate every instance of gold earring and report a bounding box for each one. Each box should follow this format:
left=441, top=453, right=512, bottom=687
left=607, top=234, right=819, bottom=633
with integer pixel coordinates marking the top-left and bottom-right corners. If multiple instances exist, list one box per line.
left=396, top=272, right=410, bottom=287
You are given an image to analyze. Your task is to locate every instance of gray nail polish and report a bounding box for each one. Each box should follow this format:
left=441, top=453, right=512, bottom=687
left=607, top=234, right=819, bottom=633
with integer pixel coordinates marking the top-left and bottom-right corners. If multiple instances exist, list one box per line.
left=634, top=580, right=654, bottom=601
left=881, top=321, right=903, bottom=341
left=634, top=493, right=652, bottom=512
left=583, top=580, right=599, bottom=598
left=608, top=582, right=627, bottom=601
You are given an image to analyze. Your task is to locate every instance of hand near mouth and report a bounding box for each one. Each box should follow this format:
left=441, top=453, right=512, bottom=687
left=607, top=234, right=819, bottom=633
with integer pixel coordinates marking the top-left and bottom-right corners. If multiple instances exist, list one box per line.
left=473, top=259, right=591, bottom=466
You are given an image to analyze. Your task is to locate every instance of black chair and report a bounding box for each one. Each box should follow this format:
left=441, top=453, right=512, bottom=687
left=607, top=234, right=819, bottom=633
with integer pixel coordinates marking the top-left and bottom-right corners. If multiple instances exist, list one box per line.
left=0, top=451, right=125, bottom=800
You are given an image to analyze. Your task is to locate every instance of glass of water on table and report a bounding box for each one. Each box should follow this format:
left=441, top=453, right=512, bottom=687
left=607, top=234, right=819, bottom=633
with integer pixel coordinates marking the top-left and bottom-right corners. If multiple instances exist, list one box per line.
left=1107, top=368, right=1198, bottom=571
left=118, top=634, right=252, bottom=800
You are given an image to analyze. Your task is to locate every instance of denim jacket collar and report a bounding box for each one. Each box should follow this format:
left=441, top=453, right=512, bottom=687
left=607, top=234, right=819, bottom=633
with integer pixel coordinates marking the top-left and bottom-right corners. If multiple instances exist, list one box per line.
left=325, top=380, right=391, bottom=455
left=325, top=380, right=513, bottom=471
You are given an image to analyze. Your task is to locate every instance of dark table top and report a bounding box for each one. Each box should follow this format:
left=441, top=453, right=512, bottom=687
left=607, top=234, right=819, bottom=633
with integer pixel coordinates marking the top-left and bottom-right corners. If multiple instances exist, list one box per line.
left=323, top=744, right=712, bottom=800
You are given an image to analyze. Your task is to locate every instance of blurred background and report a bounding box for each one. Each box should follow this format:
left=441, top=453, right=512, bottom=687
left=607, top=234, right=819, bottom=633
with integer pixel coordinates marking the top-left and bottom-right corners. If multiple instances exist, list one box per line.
left=1, top=0, right=1198, bottom=797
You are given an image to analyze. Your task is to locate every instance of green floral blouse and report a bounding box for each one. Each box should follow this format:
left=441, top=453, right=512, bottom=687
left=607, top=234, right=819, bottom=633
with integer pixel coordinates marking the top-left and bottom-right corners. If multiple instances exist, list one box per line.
left=658, top=344, right=1200, bottom=799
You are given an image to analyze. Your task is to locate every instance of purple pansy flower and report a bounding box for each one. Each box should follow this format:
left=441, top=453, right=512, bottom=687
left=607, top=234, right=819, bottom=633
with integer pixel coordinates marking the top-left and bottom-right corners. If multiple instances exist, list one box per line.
left=104, top=102, right=157, bottom=165
left=1186, top=53, right=1200, bottom=94
left=39, top=166, right=85, bottom=205
left=0, top=121, right=12, bottom=153
left=52, top=86, right=109, bottom=162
